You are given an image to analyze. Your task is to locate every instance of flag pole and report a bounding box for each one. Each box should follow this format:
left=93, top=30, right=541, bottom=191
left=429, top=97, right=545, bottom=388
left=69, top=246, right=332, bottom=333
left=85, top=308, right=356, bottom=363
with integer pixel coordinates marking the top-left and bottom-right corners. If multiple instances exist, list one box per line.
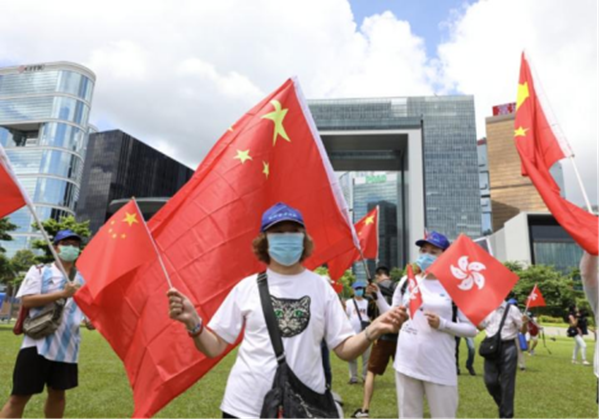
left=358, top=249, right=373, bottom=283
left=132, top=198, right=173, bottom=289
left=0, top=145, right=71, bottom=282
left=569, top=157, right=594, bottom=213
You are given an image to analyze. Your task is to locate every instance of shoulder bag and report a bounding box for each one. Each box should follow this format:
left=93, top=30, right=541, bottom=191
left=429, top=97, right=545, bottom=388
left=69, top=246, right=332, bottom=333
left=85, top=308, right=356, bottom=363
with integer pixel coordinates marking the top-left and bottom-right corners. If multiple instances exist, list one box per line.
left=479, top=303, right=512, bottom=360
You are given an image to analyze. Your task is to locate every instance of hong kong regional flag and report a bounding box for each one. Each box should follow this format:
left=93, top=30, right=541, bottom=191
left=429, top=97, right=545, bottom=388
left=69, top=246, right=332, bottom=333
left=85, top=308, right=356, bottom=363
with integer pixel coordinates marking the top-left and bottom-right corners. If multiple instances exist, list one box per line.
left=427, top=234, right=519, bottom=326
left=406, top=264, right=423, bottom=319
left=74, top=78, right=358, bottom=418
left=526, top=284, right=546, bottom=309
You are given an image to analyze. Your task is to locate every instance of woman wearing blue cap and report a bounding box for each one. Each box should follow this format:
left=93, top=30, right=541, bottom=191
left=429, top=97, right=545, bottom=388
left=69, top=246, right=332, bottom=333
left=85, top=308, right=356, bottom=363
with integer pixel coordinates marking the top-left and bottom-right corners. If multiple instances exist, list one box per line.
left=370, top=231, right=478, bottom=419
left=167, top=203, right=407, bottom=419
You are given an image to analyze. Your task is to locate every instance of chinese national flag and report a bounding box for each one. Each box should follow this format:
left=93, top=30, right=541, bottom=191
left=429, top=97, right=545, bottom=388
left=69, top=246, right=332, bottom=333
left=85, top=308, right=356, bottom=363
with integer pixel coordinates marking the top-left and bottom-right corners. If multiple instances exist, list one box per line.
left=73, top=78, right=357, bottom=418
left=427, top=234, right=519, bottom=326
left=514, top=52, right=598, bottom=255
left=76, top=200, right=156, bottom=299
left=406, top=264, right=423, bottom=319
left=328, top=206, right=379, bottom=280
left=0, top=144, right=27, bottom=218
left=526, top=284, right=546, bottom=309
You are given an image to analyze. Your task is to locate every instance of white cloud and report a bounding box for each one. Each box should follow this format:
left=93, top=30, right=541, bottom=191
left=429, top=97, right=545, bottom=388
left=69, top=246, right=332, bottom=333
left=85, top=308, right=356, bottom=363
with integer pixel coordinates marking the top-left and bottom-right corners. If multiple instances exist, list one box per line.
left=0, top=0, right=596, bottom=205
left=437, top=0, right=598, bottom=205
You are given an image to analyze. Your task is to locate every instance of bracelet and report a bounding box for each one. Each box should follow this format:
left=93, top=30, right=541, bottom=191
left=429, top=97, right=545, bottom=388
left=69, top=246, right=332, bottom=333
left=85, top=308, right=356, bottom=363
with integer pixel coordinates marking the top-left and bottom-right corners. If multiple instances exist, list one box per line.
left=364, top=326, right=375, bottom=343
left=187, top=320, right=204, bottom=338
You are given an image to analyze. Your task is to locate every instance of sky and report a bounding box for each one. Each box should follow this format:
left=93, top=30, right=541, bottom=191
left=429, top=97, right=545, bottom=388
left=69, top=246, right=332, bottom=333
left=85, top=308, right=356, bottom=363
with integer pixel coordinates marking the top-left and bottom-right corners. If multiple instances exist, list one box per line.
left=0, top=0, right=597, bottom=206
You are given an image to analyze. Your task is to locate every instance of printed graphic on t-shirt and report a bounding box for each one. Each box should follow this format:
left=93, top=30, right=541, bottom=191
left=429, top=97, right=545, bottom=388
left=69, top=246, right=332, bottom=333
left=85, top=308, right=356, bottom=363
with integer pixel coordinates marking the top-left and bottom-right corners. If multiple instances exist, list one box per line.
left=271, top=295, right=311, bottom=337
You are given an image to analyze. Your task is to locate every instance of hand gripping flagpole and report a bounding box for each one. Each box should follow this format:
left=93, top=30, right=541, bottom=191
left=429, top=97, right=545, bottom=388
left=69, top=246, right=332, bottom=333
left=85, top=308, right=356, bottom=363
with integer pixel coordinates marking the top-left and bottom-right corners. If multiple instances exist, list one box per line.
left=132, top=198, right=173, bottom=289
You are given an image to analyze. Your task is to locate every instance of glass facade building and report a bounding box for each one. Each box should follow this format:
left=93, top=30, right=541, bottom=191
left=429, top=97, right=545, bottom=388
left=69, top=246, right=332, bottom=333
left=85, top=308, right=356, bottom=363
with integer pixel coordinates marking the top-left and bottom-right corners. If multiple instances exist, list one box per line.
left=77, top=130, right=194, bottom=234
left=478, top=138, right=492, bottom=235
left=309, top=96, right=481, bottom=270
left=0, top=62, right=96, bottom=255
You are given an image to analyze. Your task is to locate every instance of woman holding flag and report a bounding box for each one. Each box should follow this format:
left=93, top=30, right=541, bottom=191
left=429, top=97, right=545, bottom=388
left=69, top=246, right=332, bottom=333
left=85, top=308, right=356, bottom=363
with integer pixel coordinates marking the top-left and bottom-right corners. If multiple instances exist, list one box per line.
left=167, top=203, right=407, bottom=418
left=370, top=231, right=478, bottom=418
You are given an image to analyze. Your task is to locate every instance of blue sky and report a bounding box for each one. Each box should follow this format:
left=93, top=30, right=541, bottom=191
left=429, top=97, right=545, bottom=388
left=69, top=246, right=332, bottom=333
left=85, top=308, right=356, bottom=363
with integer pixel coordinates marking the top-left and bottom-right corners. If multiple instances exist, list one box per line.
left=348, top=0, right=475, bottom=57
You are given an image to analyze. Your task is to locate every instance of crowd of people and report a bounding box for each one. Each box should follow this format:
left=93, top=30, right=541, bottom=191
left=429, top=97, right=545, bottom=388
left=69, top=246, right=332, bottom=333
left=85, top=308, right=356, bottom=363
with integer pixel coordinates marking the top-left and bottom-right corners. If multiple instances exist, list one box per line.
left=0, top=202, right=597, bottom=419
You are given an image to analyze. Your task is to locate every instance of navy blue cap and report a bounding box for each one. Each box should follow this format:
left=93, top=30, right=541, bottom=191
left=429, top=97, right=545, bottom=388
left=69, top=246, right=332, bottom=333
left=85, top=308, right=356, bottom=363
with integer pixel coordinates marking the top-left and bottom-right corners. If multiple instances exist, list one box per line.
left=260, top=203, right=305, bottom=232
left=507, top=298, right=518, bottom=305
left=53, top=229, right=82, bottom=244
left=415, top=231, right=450, bottom=251
left=352, top=281, right=367, bottom=289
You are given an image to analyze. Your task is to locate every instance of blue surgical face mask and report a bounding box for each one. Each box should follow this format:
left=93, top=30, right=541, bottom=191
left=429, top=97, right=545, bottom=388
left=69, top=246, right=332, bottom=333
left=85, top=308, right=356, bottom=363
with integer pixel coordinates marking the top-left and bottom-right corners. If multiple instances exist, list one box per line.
left=416, top=253, right=437, bottom=271
left=267, top=233, right=304, bottom=267
left=355, top=289, right=365, bottom=297
left=58, top=245, right=80, bottom=262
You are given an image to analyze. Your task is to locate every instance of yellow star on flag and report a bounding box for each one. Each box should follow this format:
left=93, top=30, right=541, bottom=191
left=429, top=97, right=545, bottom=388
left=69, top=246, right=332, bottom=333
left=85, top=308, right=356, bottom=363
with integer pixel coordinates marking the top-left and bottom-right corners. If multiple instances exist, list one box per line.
left=262, top=161, right=270, bottom=179
left=261, top=100, right=291, bottom=146
left=365, top=215, right=375, bottom=225
left=122, top=212, right=139, bottom=227
left=514, top=126, right=529, bottom=137
left=234, top=149, right=252, bottom=164
left=516, top=82, right=529, bottom=110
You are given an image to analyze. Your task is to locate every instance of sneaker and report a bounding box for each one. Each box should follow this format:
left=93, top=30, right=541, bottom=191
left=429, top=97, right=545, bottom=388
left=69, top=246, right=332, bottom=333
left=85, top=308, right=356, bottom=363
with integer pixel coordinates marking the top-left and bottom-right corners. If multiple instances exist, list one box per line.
left=351, top=409, right=369, bottom=419
left=583, top=361, right=591, bottom=366
left=519, top=366, right=526, bottom=371
left=572, top=360, right=579, bottom=364
left=467, top=366, right=476, bottom=376
left=348, top=379, right=359, bottom=385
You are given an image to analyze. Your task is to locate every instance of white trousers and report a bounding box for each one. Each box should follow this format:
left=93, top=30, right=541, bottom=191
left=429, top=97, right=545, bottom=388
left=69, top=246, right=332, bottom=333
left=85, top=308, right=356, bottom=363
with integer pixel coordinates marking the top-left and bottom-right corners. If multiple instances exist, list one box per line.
left=573, top=335, right=588, bottom=361
left=395, top=371, right=458, bottom=419
left=348, top=344, right=371, bottom=381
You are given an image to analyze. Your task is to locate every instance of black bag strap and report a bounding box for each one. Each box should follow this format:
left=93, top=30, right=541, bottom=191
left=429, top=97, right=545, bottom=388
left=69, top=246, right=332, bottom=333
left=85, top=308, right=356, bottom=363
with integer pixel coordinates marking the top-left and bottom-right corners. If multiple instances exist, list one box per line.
left=495, top=303, right=512, bottom=341
left=352, top=298, right=364, bottom=323
left=257, top=272, right=286, bottom=365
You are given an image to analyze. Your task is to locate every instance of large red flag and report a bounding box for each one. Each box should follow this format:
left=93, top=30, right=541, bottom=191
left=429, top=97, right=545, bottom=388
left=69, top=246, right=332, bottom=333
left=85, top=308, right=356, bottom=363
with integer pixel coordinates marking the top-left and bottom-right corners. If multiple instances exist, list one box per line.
left=406, top=264, right=423, bottom=319
left=328, top=206, right=379, bottom=280
left=74, top=78, right=358, bottom=418
left=0, top=144, right=27, bottom=218
left=514, top=52, right=598, bottom=255
left=526, top=283, right=546, bottom=309
left=427, top=234, right=519, bottom=326
left=76, top=200, right=156, bottom=299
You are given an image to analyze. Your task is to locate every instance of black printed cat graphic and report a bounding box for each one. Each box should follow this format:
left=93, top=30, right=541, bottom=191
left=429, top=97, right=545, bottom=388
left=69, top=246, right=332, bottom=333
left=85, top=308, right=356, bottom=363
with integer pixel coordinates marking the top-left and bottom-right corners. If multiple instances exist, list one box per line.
left=270, top=295, right=311, bottom=337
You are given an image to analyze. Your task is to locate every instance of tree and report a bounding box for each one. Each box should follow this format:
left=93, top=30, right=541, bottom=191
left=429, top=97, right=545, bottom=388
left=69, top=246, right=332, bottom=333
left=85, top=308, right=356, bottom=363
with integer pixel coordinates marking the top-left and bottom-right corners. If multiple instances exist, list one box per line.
left=0, top=217, right=18, bottom=253
left=9, top=249, right=37, bottom=289
left=0, top=253, right=13, bottom=285
left=314, top=266, right=356, bottom=299
left=31, top=216, right=91, bottom=263
left=504, top=261, right=584, bottom=319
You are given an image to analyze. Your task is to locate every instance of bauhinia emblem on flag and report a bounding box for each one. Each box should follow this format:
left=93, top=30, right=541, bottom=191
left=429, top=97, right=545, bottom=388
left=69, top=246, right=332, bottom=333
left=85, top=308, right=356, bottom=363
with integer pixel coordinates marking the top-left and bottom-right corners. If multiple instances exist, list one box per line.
left=427, top=234, right=519, bottom=326
left=406, top=264, right=423, bottom=319
left=526, top=284, right=546, bottom=309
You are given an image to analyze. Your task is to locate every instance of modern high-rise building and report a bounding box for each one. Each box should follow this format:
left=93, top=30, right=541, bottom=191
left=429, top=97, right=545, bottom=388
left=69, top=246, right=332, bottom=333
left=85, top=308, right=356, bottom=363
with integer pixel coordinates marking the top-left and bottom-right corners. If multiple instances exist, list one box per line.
left=0, top=62, right=96, bottom=255
left=77, top=129, right=194, bottom=233
left=477, top=138, right=492, bottom=235
left=309, top=96, right=481, bottom=268
left=486, top=106, right=565, bottom=232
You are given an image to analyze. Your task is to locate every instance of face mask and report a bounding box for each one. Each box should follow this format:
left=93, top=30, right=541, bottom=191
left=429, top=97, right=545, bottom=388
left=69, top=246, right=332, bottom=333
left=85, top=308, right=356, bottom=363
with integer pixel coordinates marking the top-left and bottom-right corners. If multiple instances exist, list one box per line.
left=355, top=289, right=365, bottom=297
left=58, top=245, right=80, bottom=262
left=267, top=233, right=304, bottom=267
left=416, top=253, right=437, bottom=271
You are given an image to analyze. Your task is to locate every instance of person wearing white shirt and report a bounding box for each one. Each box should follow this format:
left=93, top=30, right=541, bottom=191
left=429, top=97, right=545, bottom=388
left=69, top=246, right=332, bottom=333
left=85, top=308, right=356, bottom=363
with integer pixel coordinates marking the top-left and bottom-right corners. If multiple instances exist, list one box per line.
left=167, top=203, right=407, bottom=418
left=0, top=230, right=94, bottom=419
left=581, top=252, right=599, bottom=402
left=370, top=231, right=478, bottom=419
left=346, top=281, right=372, bottom=384
left=479, top=299, right=527, bottom=419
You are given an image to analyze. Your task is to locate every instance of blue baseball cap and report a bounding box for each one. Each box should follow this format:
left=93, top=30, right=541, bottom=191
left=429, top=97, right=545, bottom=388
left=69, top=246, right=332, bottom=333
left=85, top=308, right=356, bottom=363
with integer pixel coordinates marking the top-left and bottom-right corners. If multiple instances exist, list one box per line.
left=352, top=281, right=367, bottom=289
left=53, top=229, right=82, bottom=244
left=507, top=298, right=518, bottom=305
left=260, top=202, right=305, bottom=232
left=416, top=231, right=450, bottom=251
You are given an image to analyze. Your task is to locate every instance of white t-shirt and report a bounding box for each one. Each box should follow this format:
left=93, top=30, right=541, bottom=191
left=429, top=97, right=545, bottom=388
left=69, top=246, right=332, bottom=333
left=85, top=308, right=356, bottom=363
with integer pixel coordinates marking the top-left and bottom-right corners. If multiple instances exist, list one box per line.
left=345, top=298, right=369, bottom=334
left=208, top=268, right=354, bottom=418
left=392, top=276, right=476, bottom=387
left=481, top=303, right=523, bottom=341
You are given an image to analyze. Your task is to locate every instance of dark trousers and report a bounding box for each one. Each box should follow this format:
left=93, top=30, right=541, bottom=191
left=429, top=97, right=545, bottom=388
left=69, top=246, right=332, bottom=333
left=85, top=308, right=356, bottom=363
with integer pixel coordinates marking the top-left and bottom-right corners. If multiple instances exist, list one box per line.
left=484, top=340, right=518, bottom=418
left=321, top=339, right=332, bottom=389
left=455, top=336, right=476, bottom=370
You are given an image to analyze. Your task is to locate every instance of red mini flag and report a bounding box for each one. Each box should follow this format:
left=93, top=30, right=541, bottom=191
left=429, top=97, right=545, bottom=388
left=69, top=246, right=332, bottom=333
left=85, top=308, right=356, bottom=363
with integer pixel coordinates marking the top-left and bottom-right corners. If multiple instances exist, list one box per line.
left=76, top=200, right=156, bottom=299
left=406, top=264, right=423, bottom=319
left=514, top=52, right=598, bottom=255
left=526, top=284, right=546, bottom=309
left=73, top=78, right=357, bottom=418
left=328, top=206, right=379, bottom=280
left=427, top=234, right=519, bottom=326
left=0, top=144, right=27, bottom=218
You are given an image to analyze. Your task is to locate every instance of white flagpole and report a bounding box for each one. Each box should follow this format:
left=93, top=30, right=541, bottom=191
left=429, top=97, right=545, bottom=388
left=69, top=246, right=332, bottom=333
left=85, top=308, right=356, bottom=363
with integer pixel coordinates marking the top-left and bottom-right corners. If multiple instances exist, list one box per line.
left=132, top=197, right=173, bottom=289
left=0, top=145, right=71, bottom=282
left=569, top=157, right=594, bottom=213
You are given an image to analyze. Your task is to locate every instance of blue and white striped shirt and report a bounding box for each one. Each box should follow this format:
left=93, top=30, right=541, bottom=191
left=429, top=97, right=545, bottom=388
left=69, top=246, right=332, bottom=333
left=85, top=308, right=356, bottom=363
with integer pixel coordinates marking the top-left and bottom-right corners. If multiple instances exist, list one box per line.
left=17, top=263, right=85, bottom=364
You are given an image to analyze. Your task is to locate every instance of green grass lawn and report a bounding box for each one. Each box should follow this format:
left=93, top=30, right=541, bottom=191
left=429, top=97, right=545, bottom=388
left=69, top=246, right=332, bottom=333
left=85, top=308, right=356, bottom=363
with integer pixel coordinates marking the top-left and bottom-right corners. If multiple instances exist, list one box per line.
left=0, top=324, right=597, bottom=418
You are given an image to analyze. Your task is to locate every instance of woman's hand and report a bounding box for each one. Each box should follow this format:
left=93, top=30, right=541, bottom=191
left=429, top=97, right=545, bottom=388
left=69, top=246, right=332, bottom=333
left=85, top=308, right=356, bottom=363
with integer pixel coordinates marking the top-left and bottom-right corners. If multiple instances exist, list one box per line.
left=167, top=288, right=201, bottom=330
left=370, top=306, right=407, bottom=337
left=424, top=311, right=441, bottom=329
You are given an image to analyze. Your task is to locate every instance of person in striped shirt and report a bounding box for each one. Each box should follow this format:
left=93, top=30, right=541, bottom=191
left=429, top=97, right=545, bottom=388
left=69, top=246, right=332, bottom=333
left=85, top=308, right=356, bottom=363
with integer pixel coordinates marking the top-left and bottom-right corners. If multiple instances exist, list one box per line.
left=0, top=230, right=94, bottom=419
